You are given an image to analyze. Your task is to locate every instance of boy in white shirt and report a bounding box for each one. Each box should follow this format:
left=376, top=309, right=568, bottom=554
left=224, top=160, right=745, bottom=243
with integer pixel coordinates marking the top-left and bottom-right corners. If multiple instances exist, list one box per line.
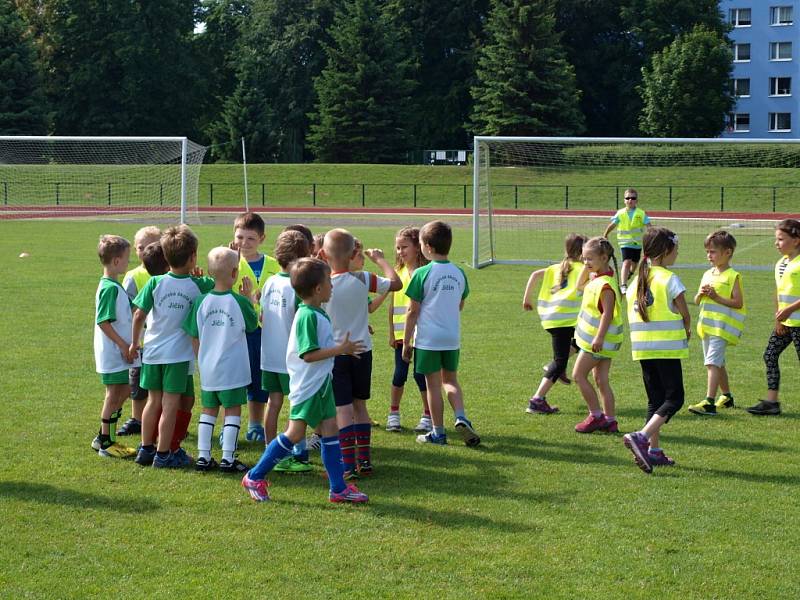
left=403, top=221, right=480, bottom=447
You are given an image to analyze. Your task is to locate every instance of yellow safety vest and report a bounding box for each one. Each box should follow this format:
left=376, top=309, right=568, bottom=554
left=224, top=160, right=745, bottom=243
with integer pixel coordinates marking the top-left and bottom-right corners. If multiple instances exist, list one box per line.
left=627, top=266, right=688, bottom=360
left=697, top=267, right=746, bottom=344
left=236, top=254, right=281, bottom=316
left=537, top=261, right=584, bottom=330
left=574, top=274, right=623, bottom=358
left=392, top=265, right=412, bottom=340
left=615, top=208, right=647, bottom=248
left=123, top=264, right=151, bottom=347
left=776, top=255, right=800, bottom=327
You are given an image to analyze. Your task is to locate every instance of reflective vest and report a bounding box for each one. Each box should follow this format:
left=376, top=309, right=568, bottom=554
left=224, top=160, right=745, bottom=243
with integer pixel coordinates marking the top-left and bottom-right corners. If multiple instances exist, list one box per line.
left=627, top=266, right=688, bottom=360
left=697, top=267, right=746, bottom=345
left=237, top=254, right=281, bottom=317
left=574, top=274, right=623, bottom=358
left=615, top=208, right=647, bottom=248
left=776, top=255, right=800, bottom=327
left=537, top=261, right=584, bottom=330
left=125, top=264, right=151, bottom=296
left=392, top=265, right=412, bottom=341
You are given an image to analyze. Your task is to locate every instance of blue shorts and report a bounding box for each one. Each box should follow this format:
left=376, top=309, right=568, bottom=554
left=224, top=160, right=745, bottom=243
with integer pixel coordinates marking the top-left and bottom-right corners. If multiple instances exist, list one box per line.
left=246, top=327, right=267, bottom=402
left=332, top=351, right=372, bottom=406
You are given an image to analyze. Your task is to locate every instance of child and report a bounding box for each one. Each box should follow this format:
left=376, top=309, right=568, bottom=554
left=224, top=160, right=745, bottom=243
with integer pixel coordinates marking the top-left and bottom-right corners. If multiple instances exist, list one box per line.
left=689, top=231, right=745, bottom=416
left=260, top=230, right=313, bottom=473
left=603, top=188, right=651, bottom=294
left=185, top=247, right=258, bottom=473
left=131, top=225, right=214, bottom=468
left=322, top=229, right=401, bottom=476
left=283, top=223, right=315, bottom=249
left=386, top=227, right=432, bottom=433
left=402, top=220, right=480, bottom=447
left=522, top=233, right=587, bottom=415
left=119, top=226, right=161, bottom=435
left=622, top=227, right=690, bottom=473
left=571, top=237, right=622, bottom=433
left=232, top=212, right=281, bottom=442
left=92, top=235, right=138, bottom=458
left=242, top=257, right=369, bottom=503
left=747, top=218, right=800, bottom=416
left=312, top=233, right=325, bottom=258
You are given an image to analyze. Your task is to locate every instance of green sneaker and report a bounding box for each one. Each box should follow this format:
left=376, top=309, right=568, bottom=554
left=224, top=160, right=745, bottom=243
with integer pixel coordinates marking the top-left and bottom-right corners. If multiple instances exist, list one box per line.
left=273, top=456, right=312, bottom=473
left=688, top=399, right=717, bottom=416
left=715, top=394, right=735, bottom=409
left=273, top=457, right=293, bottom=472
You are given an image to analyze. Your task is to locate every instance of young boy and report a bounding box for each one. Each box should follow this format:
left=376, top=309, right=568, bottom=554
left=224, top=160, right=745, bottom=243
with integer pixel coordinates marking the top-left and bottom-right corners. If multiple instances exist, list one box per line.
left=242, top=257, right=369, bottom=503
left=260, top=230, right=313, bottom=473
left=119, top=226, right=161, bottom=435
left=92, top=235, right=139, bottom=458
left=184, top=247, right=257, bottom=472
left=688, top=230, right=745, bottom=416
left=232, top=212, right=281, bottom=442
left=322, top=229, right=401, bottom=476
left=131, top=225, right=214, bottom=468
left=402, top=220, right=480, bottom=447
left=603, top=188, right=651, bottom=293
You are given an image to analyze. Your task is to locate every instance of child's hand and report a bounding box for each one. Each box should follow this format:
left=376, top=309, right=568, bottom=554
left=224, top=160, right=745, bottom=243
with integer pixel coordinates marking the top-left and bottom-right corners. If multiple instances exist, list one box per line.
left=401, top=343, right=413, bottom=363
left=365, top=248, right=384, bottom=262
left=591, top=335, right=605, bottom=353
left=685, top=326, right=691, bottom=341
left=702, top=284, right=718, bottom=300
left=239, top=276, right=253, bottom=299
left=228, top=241, right=239, bottom=252
left=127, top=343, right=138, bottom=363
left=776, top=322, right=789, bottom=335
left=368, top=324, right=375, bottom=335
left=338, top=331, right=366, bottom=356
left=523, top=301, right=533, bottom=311
left=776, top=307, right=794, bottom=322
left=190, top=266, right=204, bottom=277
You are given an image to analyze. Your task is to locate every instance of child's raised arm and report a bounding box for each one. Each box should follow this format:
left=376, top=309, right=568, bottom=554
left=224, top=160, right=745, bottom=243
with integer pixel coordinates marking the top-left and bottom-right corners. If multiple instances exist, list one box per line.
left=365, top=248, right=402, bottom=292
left=522, top=268, right=545, bottom=310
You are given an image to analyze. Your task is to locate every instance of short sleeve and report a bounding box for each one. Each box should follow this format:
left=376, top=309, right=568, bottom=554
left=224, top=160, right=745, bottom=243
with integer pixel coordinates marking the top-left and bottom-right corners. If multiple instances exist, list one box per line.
left=234, top=292, right=260, bottom=333
left=133, top=276, right=158, bottom=313
left=405, top=267, right=427, bottom=303
left=182, top=296, right=202, bottom=339
left=370, top=273, right=392, bottom=294
left=643, top=213, right=651, bottom=224
left=295, top=310, right=320, bottom=358
left=666, top=274, right=687, bottom=303
left=459, top=267, right=470, bottom=300
left=96, top=283, right=118, bottom=324
left=122, top=275, right=138, bottom=300
left=193, top=276, right=216, bottom=294
left=610, top=210, right=620, bottom=224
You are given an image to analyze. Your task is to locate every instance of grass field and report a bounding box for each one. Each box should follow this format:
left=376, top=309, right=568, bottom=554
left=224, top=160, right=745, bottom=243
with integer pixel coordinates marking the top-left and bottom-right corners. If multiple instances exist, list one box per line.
left=2, top=218, right=799, bottom=599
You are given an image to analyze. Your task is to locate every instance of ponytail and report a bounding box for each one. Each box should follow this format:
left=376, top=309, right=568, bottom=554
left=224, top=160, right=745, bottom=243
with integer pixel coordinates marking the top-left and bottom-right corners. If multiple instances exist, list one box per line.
left=559, top=233, right=587, bottom=288
left=636, top=259, right=650, bottom=322
left=636, top=226, right=678, bottom=322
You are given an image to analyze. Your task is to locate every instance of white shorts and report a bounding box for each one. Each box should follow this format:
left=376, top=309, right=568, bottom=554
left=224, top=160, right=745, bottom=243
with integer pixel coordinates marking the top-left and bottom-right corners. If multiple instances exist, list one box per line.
left=702, top=335, right=728, bottom=367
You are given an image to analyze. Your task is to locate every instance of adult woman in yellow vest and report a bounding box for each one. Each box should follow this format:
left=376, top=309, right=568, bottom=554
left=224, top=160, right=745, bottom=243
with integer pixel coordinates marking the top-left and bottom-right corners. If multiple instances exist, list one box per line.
left=622, top=228, right=691, bottom=474
left=522, top=234, right=587, bottom=415
left=747, top=219, right=800, bottom=416
left=603, top=188, right=651, bottom=294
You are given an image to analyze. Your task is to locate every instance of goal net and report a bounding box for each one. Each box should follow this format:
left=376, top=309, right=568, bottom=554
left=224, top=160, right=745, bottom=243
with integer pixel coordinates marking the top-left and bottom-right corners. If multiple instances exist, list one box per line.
left=472, top=137, right=800, bottom=270
left=0, top=136, right=207, bottom=223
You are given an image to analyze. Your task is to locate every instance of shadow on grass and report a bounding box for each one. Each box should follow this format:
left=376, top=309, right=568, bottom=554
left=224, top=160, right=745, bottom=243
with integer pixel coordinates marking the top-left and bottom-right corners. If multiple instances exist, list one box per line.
left=688, top=466, right=800, bottom=486
left=668, top=434, right=788, bottom=453
left=0, top=481, right=160, bottom=514
left=479, top=433, right=631, bottom=467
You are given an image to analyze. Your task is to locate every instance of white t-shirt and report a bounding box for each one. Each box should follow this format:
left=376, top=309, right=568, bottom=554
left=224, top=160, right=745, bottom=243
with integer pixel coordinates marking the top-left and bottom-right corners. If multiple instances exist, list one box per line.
left=286, top=304, right=336, bottom=406
left=665, top=273, right=687, bottom=313
left=260, top=272, right=300, bottom=374
left=94, top=277, right=140, bottom=373
left=325, top=270, right=392, bottom=352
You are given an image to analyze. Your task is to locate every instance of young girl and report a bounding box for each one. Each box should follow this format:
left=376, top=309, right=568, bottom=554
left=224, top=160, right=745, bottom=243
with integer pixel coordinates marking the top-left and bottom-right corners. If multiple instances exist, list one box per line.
left=386, top=227, right=431, bottom=433
left=747, top=219, right=800, bottom=416
left=571, top=237, right=623, bottom=434
left=522, top=233, right=587, bottom=414
left=623, top=227, right=691, bottom=473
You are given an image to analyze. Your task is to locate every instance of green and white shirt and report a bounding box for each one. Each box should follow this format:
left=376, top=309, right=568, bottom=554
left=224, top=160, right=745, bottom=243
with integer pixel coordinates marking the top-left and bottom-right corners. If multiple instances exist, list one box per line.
left=286, top=304, right=335, bottom=406
left=405, top=260, right=469, bottom=351
left=94, top=277, right=140, bottom=373
left=260, top=272, right=301, bottom=374
left=133, top=272, right=214, bottom=364
left=183, top=290, right=258, bottom=391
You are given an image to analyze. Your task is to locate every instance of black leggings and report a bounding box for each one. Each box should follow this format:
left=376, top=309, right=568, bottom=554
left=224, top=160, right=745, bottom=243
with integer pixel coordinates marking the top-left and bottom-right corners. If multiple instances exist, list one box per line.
left=640, top=359, right=684, bottom=423
left=543, top=327, right=578, bottom=382
left=392, top=344, right=427, bottom=391
left=764, top=327, right=800, bottom=391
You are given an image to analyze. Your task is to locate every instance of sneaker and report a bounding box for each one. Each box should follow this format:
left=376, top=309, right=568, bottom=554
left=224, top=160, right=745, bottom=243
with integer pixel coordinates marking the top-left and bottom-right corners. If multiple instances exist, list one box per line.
left=116, top=418, right=141, bottom=436
left=688, top=399, right=717, bottom=416
left=172, top=447, right=193, bottom=466
left=195, top=456, right=219, bottom=472
left=526, top=396, right=559, bottom=414
left=134, top=444, right=156, bottom=466
left=574, top=414, right=607, bottom=433
left=416, top=431, right=447, bottom=445
left=454, top=418, right=481, bottom=447
left=715, top=394, right=735, bottom=409
left=241, top=472, right=270, bottom=502
left=273, top=457, right=293, bottom=472
left=413, top=416, right=432, bottom=433
left=343, top=468, right=360, bottom=480
left=386, top=412, right=402, bottom=432
left=746, top=400, right=781, bottom=416
left=91, top=435, right=102, bottom=452
left=371, top=418, right=381, bottom=428
left=98, top=442, right=137, bottom=458
left=620, top=283, right=628, bottom=295
left=648, top=449, right=675, bottom=467
left=622, top=432, right=653, bottom=474
left=245, top=426, right=265, bottom=442
left=329, top=483, right=369, bottom=504
left=599, top=418, right=619, bottom=433
left=152, top=452, right=185, bottom=469
left=219, top=458, right=249, bottom=474
left=278, top=457, right=313, bottom=473
left=357, top=459, right=373, bottom=475
left=307, top=433, right=322, bottom=451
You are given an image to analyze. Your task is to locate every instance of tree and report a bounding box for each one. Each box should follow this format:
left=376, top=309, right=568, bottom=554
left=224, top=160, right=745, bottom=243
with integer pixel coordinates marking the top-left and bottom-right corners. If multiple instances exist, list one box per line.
left=0, top=0, right=48, bottom=133
left=470, top=0, right=584, bottom=137
left=307, top=0, right=416, bottom=163
left=639, top=26, right=733, bottom=137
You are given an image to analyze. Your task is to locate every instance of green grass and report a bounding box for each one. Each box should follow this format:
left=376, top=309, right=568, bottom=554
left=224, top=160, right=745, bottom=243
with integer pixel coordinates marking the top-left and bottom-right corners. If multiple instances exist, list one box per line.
left=1, top=220, right=799, bottom=598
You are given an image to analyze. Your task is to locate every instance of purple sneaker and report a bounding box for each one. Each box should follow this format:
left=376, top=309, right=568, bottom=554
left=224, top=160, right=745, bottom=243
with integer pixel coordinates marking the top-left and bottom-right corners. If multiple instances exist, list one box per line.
left=526, top=397, right=559, bottom=414
left=648, top=449, right=675, bottom=467
left=623, top=432, right=653, bottom=474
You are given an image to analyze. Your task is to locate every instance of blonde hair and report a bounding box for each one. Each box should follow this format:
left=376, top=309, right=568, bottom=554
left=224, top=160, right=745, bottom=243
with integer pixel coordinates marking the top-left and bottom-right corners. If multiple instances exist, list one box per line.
left=134, top=226, right=161, bottom=247
left=583, top=236, right=618, bottom=283
left=394, top=226, right=428, bottom=269
left=97, top=234, right=130, bottom=265
left=323, top=228, right=355, bottom=259
left=207, top=246, right=239, bottom=278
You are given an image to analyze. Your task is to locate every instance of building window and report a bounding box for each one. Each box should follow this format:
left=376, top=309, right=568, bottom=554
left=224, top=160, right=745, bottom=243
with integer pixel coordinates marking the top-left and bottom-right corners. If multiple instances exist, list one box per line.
left=770, top=41, right=792, bottom=60
left=732, top=78, right=751, bottom=97
left=730, top=8, right=752, bottom=27
left=771, top=6, right=794, bottom=26
left=734, top=43, right=751, bottom=62
left=770, top=77, right=792, bottom=96
left=769, top=112, right=791, bottom=131
left=728, top=113, right=750, bottom=132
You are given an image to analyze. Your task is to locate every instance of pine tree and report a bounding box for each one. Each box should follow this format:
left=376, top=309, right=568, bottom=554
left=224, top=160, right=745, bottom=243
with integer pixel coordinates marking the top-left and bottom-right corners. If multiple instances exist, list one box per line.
left=470, top=0, right=584, bottom=137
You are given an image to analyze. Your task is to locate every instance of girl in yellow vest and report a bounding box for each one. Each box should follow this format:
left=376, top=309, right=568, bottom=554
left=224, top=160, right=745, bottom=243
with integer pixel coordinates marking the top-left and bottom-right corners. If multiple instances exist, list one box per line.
left=572, top=237, right=623, bottom=433
left=689, top=230, right=745, bottom=416
left=622, top=227, right=691, bottom=474
left=385, top=227, right=432, bottom=433
left=747, top=219, right=800, bottom=416
left=522, top=233, right=587, bottom=414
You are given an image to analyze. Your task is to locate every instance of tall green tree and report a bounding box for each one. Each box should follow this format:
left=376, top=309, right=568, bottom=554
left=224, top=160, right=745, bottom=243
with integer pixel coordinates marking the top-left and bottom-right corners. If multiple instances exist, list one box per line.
left=639, top=26, right=733, bottom=137
left=470, top=0, right=583, bottom=137
left=307, top=0, right=416, bottom=163
left=0, top=0, right=48, bottom=133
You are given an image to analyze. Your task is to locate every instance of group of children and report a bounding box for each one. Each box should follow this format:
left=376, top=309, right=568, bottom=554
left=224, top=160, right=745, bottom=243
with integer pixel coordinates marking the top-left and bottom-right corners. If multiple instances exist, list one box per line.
left=93, top=213, right=479, bottom=503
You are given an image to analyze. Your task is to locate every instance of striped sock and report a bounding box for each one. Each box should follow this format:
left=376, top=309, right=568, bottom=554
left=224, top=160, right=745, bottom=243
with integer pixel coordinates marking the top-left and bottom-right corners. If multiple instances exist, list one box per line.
left=197, top=413, right=216, bottom=460
left=354, top=423, right=371, bottom=462
left=339, top=424, right=357, bottom=471
left=321, top=436, right=346, bottom=494
left=249, top=433, right=293, bottom=480
left=221, top=415, right=241, bottom=462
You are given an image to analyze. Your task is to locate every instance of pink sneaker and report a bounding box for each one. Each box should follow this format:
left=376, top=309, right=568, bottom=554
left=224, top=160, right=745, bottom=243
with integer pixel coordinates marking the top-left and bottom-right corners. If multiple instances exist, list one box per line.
left=599, top=418, right=619, bottom=433
left=648, top=449, right=675, bottom=467
left=241, top=473, right=270, bottom=502
left=623, top=432, right=653, bottom=474
left=329, top=483, right=369, bottom=504
left=575, top=414, right=607, bottom=433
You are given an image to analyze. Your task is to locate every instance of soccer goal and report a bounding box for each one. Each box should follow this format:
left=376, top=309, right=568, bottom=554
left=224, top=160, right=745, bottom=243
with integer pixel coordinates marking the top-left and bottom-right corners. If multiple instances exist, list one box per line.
left=472, top=137, right=800, bottom=270
left=0, top=136, right=207, bottom=223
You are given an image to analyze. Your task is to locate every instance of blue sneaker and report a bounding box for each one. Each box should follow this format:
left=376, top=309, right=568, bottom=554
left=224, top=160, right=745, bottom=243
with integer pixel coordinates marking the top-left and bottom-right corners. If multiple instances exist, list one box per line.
left=416, top=431, right=447, bottom=445
left=245, top=426, right=265, bottom=442
left=172, top=447, right=193, bottom=467
left=134, top=444, right=156, bottom=466
left=454, top=418, right=480, bottom=447
left=152, top=451, right=185, bottom=469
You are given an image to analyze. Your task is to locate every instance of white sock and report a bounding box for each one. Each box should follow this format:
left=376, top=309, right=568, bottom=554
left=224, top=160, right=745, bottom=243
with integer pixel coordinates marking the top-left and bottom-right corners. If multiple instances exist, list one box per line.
left=222, top=415, right=241, bottom=462
left=197, top=414, right=216, bottom=460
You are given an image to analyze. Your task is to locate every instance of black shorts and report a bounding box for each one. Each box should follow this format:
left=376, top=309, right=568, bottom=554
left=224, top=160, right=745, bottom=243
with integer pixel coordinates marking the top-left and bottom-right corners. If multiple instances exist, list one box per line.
left=332, top=351, right=373, bottom=406
left=621, top=247, right=642, bottom=263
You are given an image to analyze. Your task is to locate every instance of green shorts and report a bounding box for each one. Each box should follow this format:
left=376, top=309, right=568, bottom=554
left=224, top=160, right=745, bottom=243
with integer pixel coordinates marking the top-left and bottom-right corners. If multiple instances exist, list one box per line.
left=201, top=387, right=247, bottom=409
left=140, top=362, right=193, bottom=394
left=288, top=377, right=336, bottom=429
left=262, top=370, right=290, bottom=395
left=414, top=348, right=460, bottom=375
left=100, top=370, right=129, bottom=385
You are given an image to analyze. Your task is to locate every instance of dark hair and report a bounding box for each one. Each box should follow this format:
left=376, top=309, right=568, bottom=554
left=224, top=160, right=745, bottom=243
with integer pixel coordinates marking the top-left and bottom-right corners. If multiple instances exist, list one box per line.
left=704, top=230, right=737, bottom=252
left=635, top=227, right=678, bottom=322
left=290, top=257, right=331, bottom=299
left=97, top=234, right=130, bottom=265
left=420, top=220, right=452, bottom=255
left=394, top=226, right=428, bottom=269
left=776, top=218, right=800, bottom=239
left=161, top=224, right=198, bottom=268
left=275, top=230, right=310, bottom=269
left=558, top=233, right=587, bottom=287
left=233, top=211, right=265, bottom=236
left=142, top=241, right=168, bottom=276
left=283, top=224, right=314, bottom=248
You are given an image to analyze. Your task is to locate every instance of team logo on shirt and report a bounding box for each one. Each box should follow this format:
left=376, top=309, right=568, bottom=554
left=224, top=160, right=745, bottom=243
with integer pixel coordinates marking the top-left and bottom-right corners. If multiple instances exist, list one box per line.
left=207, top=308, right=235, bottom=327
left=432, top=274, right=460, bottom=292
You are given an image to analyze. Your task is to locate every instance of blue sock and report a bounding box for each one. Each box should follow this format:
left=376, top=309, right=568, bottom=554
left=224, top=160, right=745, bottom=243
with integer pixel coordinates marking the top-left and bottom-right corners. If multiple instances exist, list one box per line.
left=248, top=433, right=293, bottom=480
left=454, top=408, right=466, bottom=421
left=321, top=435, right=346, bottom=494
left=292, top=438, right=309, bottom=463
left=434, top=425, right=445, bottom=437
